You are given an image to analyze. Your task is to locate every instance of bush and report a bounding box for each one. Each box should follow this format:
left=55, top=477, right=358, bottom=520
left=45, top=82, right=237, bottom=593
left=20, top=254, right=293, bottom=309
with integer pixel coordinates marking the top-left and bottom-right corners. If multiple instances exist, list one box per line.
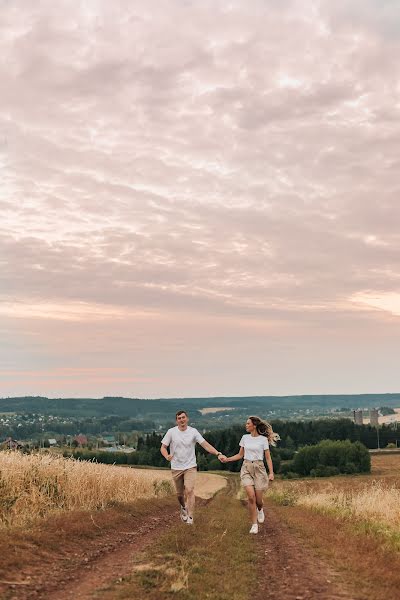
left=310, top=465, right=340, bottom=477
left=280, top=461, right=295, bottom=475
left=342, top=462, right=357, bottom=474
left=292, top=440, right=370, bottom=477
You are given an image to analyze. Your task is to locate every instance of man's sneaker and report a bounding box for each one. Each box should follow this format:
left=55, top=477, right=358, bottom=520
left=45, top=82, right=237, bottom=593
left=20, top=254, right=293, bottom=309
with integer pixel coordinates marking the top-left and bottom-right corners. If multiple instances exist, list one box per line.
left=186, top=516, right=194, bottom=525
left=257, top=508, right=265, bottom=523
left=249, top=523, right=258, bottom=534
left=180, top=506, right=188, bottom=522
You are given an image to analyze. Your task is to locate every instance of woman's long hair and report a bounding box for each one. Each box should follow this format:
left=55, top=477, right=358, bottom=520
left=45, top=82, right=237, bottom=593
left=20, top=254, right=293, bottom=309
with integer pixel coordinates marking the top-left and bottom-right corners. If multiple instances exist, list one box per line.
left=249, top=416, right=280, bottom=446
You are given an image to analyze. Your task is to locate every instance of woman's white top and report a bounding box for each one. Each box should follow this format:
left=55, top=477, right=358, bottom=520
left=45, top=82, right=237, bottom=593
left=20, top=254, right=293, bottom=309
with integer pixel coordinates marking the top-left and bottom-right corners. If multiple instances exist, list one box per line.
left=239, top=434, right=269, bottom=461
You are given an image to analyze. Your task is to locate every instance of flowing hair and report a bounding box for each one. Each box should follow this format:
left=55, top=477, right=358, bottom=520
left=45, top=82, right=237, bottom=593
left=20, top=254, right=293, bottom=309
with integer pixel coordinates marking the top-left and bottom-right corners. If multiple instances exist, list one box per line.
left=249, top=416, right=281, bottom=447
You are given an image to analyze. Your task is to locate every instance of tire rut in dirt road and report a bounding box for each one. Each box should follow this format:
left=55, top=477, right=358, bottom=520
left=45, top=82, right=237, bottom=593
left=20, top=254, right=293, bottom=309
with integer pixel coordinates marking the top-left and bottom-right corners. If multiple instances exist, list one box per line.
left=43, top=510, right=177, bottom=600
left=256, top=505, right=356, bottom=600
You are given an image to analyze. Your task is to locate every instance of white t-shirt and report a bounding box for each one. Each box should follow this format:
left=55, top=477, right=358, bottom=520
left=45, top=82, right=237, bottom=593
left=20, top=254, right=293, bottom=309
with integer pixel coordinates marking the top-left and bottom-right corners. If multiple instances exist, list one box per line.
left=161, top=426, right=205, bottom=470
left=239, top=434, right=269, bottom=461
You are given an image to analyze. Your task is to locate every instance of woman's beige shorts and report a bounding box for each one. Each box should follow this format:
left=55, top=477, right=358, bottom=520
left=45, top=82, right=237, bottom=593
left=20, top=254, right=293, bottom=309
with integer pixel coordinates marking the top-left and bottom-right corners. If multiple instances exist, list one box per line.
left=171, top=466, right=197, bottom=496
left=240, top=460, right=269, bottom=490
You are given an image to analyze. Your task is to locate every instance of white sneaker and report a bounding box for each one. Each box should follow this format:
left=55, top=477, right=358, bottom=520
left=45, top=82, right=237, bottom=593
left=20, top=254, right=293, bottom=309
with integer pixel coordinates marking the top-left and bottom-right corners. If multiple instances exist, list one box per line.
left=180, top=506, right=188, bottom=522
left=249, top=523, right=258, bottom=534
left=186, top=516, right=194, bottom=525
left=257, top=508, right=265, bottom=523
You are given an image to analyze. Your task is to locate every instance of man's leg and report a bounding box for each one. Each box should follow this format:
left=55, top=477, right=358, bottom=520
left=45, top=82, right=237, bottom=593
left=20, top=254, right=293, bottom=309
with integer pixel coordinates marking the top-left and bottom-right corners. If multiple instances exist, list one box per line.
left=183, top=467, right=197, bottom=519
left=171, top=470, right=186, bottom=510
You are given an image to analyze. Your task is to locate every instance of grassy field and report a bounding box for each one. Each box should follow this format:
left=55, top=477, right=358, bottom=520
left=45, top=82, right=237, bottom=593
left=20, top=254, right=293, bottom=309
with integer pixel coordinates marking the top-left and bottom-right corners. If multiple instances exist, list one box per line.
left=270, top=453, right=400, bottom=546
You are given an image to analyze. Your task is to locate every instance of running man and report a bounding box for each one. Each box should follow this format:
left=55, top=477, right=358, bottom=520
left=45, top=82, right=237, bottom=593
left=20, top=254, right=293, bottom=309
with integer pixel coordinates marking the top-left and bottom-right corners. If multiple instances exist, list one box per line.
left=160, top=410, right=225, bottom=524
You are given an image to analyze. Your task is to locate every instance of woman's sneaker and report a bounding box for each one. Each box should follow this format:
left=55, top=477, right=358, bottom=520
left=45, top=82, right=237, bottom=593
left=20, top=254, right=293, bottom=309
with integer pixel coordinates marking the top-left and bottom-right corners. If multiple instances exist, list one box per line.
left=257, top=508, right=265, bottom=523
left=180, top=506, right=188, bottom=522
left=249, top=523, right=258, bottom=534
left=186, top=516, right=194, bottom=525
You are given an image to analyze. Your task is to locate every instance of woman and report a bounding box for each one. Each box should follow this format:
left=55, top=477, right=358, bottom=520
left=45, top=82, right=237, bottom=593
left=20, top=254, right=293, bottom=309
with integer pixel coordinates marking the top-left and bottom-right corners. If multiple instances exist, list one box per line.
left=223, top=416, right=280, bottom=534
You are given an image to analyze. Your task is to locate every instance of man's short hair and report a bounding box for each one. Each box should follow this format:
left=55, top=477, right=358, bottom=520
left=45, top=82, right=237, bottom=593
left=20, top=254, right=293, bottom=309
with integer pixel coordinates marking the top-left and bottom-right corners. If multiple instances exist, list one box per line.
left=176, top=410, right=188, bottom=418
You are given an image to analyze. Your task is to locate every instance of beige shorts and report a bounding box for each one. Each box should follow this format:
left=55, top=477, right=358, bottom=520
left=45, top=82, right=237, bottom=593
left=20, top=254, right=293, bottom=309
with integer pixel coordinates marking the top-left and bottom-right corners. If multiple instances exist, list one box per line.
left=240, top=460, right=269, bottom=490
left=171, top=466, right=197, bottom=496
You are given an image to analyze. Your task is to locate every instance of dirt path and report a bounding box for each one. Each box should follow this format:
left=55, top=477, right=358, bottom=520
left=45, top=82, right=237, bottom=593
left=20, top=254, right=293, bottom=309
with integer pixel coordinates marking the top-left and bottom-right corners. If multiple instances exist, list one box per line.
left=256, top=504, right=356, bottom=600
left=2, top=481, right=390, bottom=600
left=48, top=511, right=176, bottom=600
left=0, top=499, right=179, bottom=600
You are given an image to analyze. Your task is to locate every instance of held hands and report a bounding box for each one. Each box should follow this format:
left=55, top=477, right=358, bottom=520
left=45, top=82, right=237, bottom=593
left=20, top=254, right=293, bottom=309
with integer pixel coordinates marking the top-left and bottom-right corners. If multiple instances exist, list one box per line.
left=218, top=454, right=228, bottom=463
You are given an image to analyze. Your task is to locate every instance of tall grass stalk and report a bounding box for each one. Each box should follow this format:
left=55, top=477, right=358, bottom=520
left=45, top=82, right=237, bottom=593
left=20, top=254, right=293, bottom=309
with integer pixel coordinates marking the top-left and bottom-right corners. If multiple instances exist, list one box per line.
left=0, top=451, right=172, bottom=529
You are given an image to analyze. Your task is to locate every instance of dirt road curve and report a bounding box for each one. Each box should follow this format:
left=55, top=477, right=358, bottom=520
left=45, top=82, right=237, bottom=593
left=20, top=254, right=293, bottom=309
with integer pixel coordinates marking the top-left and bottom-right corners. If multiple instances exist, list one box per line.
left=256, top=507, right=354, bottom=600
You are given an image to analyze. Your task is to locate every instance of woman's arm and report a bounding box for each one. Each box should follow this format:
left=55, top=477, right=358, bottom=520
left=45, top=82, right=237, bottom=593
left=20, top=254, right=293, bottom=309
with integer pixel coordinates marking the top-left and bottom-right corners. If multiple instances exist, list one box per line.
left=265, top=449, right=274, bottom=480
left=224, top=446, right=244, bottom=462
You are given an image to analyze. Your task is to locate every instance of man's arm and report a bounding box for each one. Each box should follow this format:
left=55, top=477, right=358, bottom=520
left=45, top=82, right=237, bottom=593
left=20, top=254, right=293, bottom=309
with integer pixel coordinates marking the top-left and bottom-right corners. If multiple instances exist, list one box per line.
left=200, top=439, right=225, bottom=460
left=160, top=443, right=173, bottom=462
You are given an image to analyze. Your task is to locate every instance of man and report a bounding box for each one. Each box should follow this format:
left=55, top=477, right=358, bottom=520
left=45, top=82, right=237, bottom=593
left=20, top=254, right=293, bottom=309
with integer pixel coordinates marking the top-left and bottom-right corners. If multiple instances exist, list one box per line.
left=160, top=410, right=225, bottom=524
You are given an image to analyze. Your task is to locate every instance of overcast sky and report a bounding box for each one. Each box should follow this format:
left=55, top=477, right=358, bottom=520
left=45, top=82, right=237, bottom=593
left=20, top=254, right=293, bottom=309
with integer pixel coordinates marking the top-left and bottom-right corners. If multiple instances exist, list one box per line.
left=1, top=0, right=400, bottom=398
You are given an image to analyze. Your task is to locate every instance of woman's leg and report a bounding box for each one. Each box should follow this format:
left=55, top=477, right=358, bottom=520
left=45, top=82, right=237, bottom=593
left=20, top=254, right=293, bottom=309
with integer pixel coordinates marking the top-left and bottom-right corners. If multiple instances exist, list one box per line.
left=244, top=485, right=257, bottom=524
left=255, top=489, right=264, bottom=511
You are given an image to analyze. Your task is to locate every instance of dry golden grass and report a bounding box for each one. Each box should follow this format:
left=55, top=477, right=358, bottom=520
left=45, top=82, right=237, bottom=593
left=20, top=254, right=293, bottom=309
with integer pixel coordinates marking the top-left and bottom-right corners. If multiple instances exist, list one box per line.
left=298, top=480, right=400, bottom=528
left=271, top=453, right=400, bottom=533
left=371, top=452, right=400, bottom=476
left=0, top=451, right=174, bottom=529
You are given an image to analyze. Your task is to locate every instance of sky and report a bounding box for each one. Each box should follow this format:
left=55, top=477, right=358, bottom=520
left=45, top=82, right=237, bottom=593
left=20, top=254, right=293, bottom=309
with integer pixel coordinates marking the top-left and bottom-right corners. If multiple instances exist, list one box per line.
left=1, top=0, right=400, bottom=398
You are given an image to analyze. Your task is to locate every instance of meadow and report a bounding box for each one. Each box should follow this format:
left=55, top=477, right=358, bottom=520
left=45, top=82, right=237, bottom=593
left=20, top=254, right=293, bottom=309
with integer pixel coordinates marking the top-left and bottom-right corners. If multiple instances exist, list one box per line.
left=270, top=453, right=400, bottom=542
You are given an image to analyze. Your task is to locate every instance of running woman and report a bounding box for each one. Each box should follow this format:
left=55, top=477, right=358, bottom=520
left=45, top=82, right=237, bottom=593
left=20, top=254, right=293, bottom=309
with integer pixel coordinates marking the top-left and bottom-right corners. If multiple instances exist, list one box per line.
left=160, top=410, right=225, bottom=525
left=222, top=416, right=280, bottom=534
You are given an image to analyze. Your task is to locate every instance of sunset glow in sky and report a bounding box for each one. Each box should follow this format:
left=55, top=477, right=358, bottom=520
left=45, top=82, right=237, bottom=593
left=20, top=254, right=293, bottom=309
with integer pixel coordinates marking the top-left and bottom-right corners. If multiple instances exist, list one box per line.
left=2, top=0, right=400, bottom=398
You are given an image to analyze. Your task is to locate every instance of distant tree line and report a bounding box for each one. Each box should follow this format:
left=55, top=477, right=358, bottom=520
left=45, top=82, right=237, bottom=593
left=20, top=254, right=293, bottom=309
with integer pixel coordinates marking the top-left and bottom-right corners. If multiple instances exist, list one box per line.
left=271, top=418, right=398, bottom=449
left=59, top=418, right=387, bottom=475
